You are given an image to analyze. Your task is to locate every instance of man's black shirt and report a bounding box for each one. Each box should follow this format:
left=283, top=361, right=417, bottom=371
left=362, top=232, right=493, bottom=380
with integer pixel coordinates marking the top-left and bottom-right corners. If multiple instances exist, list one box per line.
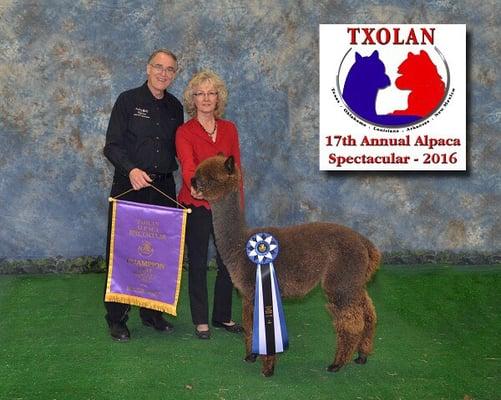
left=104, top=81, right=184, bottom=178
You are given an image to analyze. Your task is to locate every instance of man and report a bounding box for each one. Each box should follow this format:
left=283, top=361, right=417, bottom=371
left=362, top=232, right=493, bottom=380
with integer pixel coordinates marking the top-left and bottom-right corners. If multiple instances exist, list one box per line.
left=103, top=49, right=184, bottom=341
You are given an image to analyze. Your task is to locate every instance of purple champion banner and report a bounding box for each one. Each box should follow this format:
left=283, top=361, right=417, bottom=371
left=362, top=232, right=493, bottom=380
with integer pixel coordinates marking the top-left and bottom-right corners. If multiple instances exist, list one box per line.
left=105, top=199, right=188, bottom=315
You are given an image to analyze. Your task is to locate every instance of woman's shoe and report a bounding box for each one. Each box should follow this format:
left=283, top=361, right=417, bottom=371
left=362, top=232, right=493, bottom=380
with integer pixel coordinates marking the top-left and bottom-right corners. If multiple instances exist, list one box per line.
left=195, top=326, right=211, bottom=339
left=212, top=320, right=244, bottom=333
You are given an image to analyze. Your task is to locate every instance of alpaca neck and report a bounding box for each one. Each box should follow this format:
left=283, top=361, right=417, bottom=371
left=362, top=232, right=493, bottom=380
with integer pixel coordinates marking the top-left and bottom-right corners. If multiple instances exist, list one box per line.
left=349, top=87, right=377, bottom=114
left=343, top=79, right=378, bottom=116
left=354, top=97, right=377, bottom=116
left=210, top=190, right=247, bottom=268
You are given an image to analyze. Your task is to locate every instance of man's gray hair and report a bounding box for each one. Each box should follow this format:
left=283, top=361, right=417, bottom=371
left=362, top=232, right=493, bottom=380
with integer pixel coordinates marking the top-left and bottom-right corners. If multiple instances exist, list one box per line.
left=147, top=49, right=178, bottom=64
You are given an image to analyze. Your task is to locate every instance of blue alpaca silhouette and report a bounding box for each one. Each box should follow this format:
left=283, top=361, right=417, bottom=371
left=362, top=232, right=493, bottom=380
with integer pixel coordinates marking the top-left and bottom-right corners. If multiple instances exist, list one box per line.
left=342, top=50, right=420, bottom=126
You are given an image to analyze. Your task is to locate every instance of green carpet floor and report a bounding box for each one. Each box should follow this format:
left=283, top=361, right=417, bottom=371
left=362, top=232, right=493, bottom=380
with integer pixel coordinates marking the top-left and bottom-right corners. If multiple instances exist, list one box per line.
left=0, top=265, right=500, bottom=400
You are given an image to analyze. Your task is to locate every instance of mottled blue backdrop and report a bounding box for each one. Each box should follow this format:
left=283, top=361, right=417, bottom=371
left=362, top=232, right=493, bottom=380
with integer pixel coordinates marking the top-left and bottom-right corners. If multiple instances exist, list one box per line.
left=0, top=1, right=499, bottom=263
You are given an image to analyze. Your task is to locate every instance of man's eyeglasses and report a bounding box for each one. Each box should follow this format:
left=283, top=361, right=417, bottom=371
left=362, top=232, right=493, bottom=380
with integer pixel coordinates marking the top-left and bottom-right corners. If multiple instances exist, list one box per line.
left=193, top=91, right=218, bottom=98
left=149, top=63, right=177, bottom=75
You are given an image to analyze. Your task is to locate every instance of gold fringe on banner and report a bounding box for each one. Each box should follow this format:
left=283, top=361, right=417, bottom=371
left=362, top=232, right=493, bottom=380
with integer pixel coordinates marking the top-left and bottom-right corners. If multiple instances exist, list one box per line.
left=104, top=293, right=179, bottom=315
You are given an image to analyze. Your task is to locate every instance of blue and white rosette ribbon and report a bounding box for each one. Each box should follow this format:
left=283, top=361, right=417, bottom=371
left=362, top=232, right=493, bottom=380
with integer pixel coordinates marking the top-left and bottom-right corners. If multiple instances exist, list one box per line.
left=246, top=232, right=288, bottom=355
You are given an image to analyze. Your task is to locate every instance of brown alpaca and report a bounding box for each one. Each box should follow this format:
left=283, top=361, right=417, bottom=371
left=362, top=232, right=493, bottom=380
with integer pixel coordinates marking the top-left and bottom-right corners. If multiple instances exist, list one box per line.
left=192, top=155, right=381, bottom=377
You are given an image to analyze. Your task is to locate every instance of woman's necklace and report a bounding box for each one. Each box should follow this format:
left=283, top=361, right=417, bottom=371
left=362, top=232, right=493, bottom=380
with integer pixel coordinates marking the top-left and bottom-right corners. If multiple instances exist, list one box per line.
left=198, top=119, right=217, bottom=136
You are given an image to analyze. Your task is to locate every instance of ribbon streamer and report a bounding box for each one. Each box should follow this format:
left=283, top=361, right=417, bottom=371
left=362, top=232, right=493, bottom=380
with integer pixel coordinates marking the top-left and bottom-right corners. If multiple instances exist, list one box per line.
left=246, top=233, right=288, bottom=355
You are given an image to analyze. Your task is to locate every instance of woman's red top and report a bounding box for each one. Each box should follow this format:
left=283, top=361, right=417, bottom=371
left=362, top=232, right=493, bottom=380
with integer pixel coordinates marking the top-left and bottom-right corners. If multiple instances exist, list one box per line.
left=175, top=118, right=243, bottom=209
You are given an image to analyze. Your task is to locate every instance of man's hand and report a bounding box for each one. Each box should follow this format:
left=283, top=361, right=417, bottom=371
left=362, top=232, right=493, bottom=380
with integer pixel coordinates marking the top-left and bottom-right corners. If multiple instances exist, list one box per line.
left=190, top=186, right=204, bottom=200
left=129, top=168, right=152, bottom=190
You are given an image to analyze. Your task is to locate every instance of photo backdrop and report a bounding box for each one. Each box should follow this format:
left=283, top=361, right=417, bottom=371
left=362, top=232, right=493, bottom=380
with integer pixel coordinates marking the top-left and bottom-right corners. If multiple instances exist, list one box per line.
left=0, top=1, right=499, bottom=264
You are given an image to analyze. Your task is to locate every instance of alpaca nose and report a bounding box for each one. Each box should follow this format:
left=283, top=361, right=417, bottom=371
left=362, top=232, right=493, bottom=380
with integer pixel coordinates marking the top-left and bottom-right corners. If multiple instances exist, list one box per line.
left=191, top=177, right=198, bottom=190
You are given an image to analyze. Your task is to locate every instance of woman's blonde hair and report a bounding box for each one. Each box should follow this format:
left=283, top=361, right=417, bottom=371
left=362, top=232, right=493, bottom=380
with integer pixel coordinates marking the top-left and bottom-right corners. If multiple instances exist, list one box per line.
left=183, top=70, right=228, bottom=118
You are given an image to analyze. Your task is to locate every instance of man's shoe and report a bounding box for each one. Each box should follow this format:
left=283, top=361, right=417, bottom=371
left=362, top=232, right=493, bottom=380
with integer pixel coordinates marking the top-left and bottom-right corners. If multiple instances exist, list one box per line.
left=212, top=320, right=244, bottom=334
left=109, top=322, right=130, bottom=342
left=141, top=315, right=174, bottom=333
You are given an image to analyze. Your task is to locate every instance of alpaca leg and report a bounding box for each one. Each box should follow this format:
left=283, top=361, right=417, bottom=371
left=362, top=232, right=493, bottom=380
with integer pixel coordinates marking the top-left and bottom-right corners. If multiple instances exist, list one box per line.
left=354, top=291, right=377, bottom=365
left=261, top=355, right=276, bottom=377
left=242, top=297, right=257, bottom=363
left=326, top=302, right=364, bottom=372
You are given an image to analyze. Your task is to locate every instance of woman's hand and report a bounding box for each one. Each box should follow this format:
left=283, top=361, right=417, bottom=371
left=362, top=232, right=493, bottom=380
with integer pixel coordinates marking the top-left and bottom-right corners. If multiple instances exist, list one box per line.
left=190, top=186, right=204, bottom=199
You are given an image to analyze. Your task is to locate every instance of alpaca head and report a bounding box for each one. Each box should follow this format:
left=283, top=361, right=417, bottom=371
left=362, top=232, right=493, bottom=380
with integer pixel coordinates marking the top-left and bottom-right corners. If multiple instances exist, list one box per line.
left=192, top=155, right=241, bottom=202
left=395, top=50, right=444, bottom=90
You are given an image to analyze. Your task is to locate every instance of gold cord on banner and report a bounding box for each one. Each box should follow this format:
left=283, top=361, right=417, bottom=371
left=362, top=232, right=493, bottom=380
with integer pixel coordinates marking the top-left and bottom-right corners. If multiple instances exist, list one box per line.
left=108, top=184, right=192, bottom=214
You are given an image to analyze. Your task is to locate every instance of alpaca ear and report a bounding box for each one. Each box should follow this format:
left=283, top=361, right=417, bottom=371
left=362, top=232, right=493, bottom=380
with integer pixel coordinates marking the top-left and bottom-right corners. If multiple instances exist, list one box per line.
left=224, top=156, right=235, bottom=174
left=419, top=50, right=430, bottom=60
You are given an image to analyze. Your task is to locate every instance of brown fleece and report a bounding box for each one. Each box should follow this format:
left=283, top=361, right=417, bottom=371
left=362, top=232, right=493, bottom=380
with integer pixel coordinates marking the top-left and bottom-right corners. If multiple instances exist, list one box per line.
left=193, top=155, right=381, bottom=377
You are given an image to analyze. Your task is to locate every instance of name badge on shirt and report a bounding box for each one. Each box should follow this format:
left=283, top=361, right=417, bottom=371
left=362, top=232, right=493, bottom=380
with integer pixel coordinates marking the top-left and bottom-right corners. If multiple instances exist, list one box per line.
left=133, top=107, right=150, bottom=119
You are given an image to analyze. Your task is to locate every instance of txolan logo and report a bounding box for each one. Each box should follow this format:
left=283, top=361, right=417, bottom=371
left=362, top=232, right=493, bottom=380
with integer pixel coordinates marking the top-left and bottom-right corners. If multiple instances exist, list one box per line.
left=319, top=24, right=466, bottom=171
left=339, top=26, right=448, bottom=127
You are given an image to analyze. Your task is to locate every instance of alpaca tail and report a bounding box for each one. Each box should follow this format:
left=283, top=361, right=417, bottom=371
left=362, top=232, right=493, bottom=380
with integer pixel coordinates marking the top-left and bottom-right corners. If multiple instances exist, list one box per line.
left=363, top=239, right=381, bottom=282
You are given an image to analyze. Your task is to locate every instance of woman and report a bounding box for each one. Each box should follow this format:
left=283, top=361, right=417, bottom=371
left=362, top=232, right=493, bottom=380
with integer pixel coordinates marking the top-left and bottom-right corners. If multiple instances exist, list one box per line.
left=176, top=70, right=243, bottom=339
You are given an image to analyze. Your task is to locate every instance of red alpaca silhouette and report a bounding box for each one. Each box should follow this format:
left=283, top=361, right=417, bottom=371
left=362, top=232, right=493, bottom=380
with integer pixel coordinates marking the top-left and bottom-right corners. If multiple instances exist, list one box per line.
left=392, top=50, right=445, bottom=117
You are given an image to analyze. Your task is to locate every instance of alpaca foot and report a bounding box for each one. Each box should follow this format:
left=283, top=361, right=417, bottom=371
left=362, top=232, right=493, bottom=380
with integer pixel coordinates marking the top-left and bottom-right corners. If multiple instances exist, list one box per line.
left=261, top=355, right=275, bottom=377
left=354, top=353, right=367, bottom=365
left=327, top=363, right=343, bottom=372
left=244, top=353, right=257, bottom=363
